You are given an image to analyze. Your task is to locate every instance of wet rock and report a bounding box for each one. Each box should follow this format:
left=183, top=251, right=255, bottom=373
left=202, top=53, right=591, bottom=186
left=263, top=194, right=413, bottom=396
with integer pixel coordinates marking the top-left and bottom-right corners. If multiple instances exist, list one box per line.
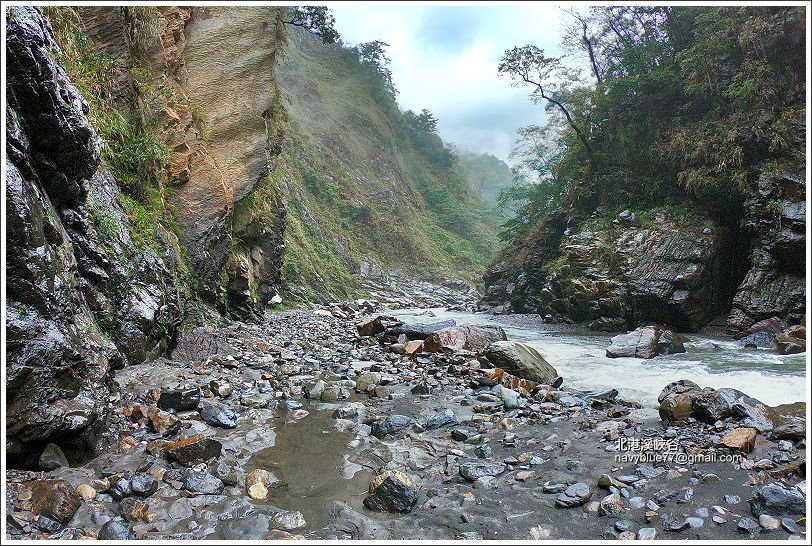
left=270, top=510, right=306, bottom=530
left=482, top=341, right=558, bottom=384
left=158, top=387, right=201, bottom=412
left=245, top=468, right=278, bottom=500
left=130, top=475, right=159, bottom=497
left=109, top=476, right=132, bottom=501
left=423, top=325, right=507, bottom=353
left=248, top=482, right=268, bottom=500
left=147, top=407, right=182, bottom=436
left=614, top=519, right=633, bottom=532
left=410, top=382, right=433, bottom=395
left=556, top=483, right=592, bottom=508
left=39, top=443, right=70, bottom=471
left=212, top=456, right=245, bottom=487
left=355, top=372, right=381, bottom=392
left=474, top=444, right=493, bottom=459
left=98, top=520, right=135, bottom=540
left=758, top=514, right=780, bottom=530
left=321, top=383, right=351, bottom=402
left=719, top=427, right=757, bottom=453
left=240, top=392, right=274, bottom=408
left=598, top=493, right=625, bottom=516
left=404, top=340, right=424, bottom=355
left=459, top=462, right=506, bottom=482
left=750, top=482, right=806, bottom=518
left=658, top=381, right=773, bottom=429
left=516, top=470, right=536, bottom=482
left=424, top=408, right=457, bottom=430
left=218, top=513, right=270, bottom=540
left=685, top=517, right=704, bottom=528
left=598, top=474, right=626, bottom=490
left=738, top=517, right=760, bottom=535
left=636, top=528, right=656, bottom=540
left=775, top=333, right=805, bottom=355
left=387, top=319, right=456, bottom=339
left=473, top=476, right=498, bottom=489
left=182, top=470, right=224, bottom=495
left=371, top=415, right=415, bottom=439
left=199, top=403, right=238, bottom=429
left=606, top=326, right=685, bottom=359
left=30, top=479, right=82, bottom=525
left=303, top=379, right=326, bottom=400
left=357, top=316, right=386, bottom=337
left=209, top=379, right=234, bottom=398
left=119, top=497, right=151, bottom=522
left=76, top=483, right=97, bottom=501
left=164, top=435, right=223, bottom=465
left=363, top=471, right=419, bottom=513
left=781, top=517, right=800, bottom=534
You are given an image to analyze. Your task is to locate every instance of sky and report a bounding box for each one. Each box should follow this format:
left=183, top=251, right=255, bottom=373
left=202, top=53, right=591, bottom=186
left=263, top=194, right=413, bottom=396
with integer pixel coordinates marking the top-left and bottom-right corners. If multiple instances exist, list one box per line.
left=331, top=3, right=576, bottom=163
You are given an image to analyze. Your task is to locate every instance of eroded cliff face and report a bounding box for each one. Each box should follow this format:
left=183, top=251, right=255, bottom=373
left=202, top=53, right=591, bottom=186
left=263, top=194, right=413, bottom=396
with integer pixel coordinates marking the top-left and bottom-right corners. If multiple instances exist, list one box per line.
left=76, top=6, right=287, bottom=312
left=480, top=169, right=806, bottom=334
left=5, top=7, right=181, bottom=465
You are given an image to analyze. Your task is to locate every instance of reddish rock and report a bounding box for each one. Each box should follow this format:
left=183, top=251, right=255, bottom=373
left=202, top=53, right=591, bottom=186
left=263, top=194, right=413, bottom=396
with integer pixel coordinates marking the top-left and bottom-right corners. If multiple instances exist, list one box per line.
left=30, top=480, right=82, bottom=524
left=164, top=435, right=222, bottom=465
left=423, top=325, right=506, bottom=353
left=720, top=427, right=757, bottom=453
left=404, top=340, right=424, bottom=355
left=356, top=317, right=385, bottom=337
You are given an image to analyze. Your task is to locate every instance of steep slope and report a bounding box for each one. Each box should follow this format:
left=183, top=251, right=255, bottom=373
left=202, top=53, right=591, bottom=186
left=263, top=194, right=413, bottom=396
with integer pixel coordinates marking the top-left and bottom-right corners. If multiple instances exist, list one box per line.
left=264, top=29, right=498, bottom=302
left=6, top=7, right=183, bottom=465
left=480, top=7, right=806, bottom=335
left=458, top=151, right=514, bottom=206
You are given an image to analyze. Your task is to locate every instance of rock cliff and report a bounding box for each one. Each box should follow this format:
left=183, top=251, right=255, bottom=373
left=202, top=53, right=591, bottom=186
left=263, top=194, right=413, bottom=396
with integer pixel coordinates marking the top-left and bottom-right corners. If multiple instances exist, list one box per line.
left=6, top=7, right=181, bottom=465
left=480, top=180, right=805, bottom=334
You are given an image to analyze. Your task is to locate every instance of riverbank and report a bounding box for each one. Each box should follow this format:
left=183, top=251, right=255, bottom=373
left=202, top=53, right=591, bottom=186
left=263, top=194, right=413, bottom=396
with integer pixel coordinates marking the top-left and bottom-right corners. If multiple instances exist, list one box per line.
left=4, top=303, right=807, bottom=540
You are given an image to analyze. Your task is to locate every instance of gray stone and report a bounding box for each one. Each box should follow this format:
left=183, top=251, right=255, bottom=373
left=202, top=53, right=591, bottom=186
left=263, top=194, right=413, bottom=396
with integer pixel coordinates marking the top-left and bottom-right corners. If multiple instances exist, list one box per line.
left=555, top=483, right=592, bottom=508
left=182, top=470, right=224, bottom=495
left=199, top=403, right=238, bottom=429
left=459, top=462, right=507, bottom=482
left=481, top=341, right=558, bottom=384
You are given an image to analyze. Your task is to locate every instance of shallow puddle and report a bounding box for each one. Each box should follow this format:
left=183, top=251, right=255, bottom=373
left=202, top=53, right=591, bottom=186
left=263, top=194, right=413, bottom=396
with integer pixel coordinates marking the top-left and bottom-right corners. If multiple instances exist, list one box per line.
left=247, top=404, right=374, bottom=535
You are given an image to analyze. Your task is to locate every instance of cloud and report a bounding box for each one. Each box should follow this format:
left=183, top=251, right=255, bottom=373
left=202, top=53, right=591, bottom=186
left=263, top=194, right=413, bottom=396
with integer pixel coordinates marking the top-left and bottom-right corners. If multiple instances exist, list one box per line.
left=415, top=7, right=486, bottom=55
left=331, top=3, right=570, bottom=162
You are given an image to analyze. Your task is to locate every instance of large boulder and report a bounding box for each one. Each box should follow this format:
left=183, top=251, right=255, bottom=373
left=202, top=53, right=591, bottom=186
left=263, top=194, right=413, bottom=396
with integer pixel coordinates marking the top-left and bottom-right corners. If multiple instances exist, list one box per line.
left=479, top=208, right=733, bottom=332
left=749, top=482, right=806, bottom=518
left=658, top=380, right=776, bottom=431
left=423, top=325, right=507, bottom=353
left=775, top=332, right=805, bottom=355
left=606, top=326, right=685, bottom=359
left=386, top=319, right=456, bottom=340
left=482, top=341, right=558, bottom=384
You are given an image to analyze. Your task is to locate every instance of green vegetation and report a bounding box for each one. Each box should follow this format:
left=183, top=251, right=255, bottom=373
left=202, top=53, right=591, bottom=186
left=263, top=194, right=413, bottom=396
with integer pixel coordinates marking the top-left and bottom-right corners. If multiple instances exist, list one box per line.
left=271, top=27, right=499, bottom=300
left=43, top=7, right=169, bottom=201
left=44, top=7, right=193, bottom=300
left=497, top=6, right=805, bottom=244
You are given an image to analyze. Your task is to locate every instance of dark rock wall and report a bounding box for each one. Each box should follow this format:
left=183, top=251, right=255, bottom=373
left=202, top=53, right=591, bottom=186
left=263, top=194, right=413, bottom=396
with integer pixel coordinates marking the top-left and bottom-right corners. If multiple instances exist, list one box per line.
left=481, top=190, right=805, bottom=333
left=727, top=171, right=806, bottom=336
left=5, top=7, right=181, bottom=465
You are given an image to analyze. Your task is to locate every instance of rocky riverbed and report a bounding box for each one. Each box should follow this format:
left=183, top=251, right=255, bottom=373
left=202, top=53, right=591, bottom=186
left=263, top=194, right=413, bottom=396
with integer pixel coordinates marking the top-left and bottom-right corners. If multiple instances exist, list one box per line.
left=4, top=298, right=807, bottom=541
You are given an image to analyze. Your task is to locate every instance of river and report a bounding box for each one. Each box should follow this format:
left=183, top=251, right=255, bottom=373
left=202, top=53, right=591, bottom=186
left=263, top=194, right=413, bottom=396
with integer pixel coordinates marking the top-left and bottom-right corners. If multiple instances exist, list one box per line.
left=389, top=307, right=807, bottom=409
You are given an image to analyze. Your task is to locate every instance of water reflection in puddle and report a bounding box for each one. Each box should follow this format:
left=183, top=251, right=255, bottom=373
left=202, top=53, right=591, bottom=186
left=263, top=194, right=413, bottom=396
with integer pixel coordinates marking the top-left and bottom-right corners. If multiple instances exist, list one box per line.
left=247, top=404, right=373, bottom=534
